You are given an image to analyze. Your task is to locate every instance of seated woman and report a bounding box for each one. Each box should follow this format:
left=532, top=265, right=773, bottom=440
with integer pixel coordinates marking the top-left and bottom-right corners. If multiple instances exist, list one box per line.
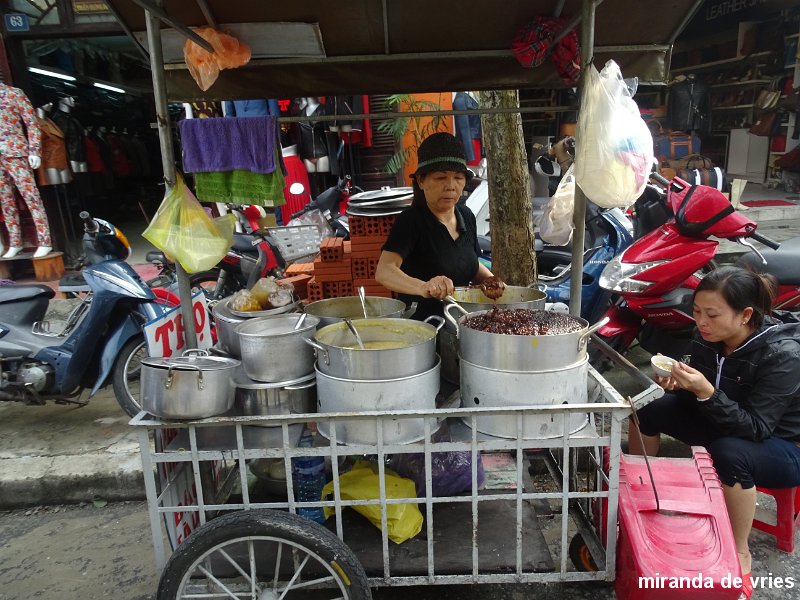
left=630, top=266, right=800, bottom=599
left=375, top=132, right=498, bottom=320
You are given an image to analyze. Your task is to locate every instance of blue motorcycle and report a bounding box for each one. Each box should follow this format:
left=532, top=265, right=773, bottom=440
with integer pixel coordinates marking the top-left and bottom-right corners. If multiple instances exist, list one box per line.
left=0, top=212, right=170, bottom=416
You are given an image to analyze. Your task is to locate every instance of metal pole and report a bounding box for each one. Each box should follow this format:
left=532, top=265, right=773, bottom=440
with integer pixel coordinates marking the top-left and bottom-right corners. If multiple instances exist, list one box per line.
left=145, top=2, right=198, bottom=348
left=569, top=0, right=596, bottom=318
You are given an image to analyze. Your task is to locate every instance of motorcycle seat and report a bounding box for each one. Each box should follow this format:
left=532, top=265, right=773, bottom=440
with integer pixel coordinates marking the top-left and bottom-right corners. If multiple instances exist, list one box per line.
left=0, top=284, right=56, bottom=304
left=232, top=234, right=258, bottom=254
left=737, top=237, right=800, bottom=285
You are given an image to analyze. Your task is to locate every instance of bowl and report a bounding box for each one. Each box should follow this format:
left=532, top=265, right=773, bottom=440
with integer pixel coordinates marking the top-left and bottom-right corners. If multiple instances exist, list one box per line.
left=650, top=355, right=676, bottom=378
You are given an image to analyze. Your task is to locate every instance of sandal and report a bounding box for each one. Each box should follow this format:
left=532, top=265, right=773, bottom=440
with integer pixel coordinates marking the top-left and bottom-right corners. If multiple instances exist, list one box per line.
left=739, top=572, right=753, bottom=600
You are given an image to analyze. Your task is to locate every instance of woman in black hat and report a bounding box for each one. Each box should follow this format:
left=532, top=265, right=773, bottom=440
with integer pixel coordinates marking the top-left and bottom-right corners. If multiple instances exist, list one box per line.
left=375, top=132, right=498, bottom=320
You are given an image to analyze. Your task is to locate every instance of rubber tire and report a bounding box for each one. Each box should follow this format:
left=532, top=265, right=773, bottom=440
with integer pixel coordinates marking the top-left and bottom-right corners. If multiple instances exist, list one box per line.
left=157, top=509, right=372, bottom=600
left=188, top=269, right=226, bottom=300
left=111, top=336, right=147, bottom=418
left=568, top=533, right=599, bottom=572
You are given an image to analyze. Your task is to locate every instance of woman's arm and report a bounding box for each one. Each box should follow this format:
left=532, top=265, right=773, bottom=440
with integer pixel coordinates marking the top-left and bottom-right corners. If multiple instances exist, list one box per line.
left=473, top=262, right=495, bottom=283
left=375, top=251, right=454, bottom=299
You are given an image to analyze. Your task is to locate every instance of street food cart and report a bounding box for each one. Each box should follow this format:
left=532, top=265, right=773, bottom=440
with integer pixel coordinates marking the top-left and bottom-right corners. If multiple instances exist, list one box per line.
left=107, top=0, right=703, bottom=597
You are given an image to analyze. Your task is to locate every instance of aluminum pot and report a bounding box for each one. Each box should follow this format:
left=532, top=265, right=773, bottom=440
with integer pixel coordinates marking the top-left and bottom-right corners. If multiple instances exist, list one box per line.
left=303, top=296, right=417, bottom=328
left=305, top=316, right=444, bottom=379
left=211, top=296, right=248, bottom=358
left=141, top=349, right=240, bottom=419
left=316, top=357, right=441, bottom=445
left=448, top=284, right=547, bottom=313
left=234, top=371, right=317, bottom=421
left=460, top=357, right=589, bottom=439
left=444, top=303, right=608, bottom=371
left=236, top=314, right=320, bottom=382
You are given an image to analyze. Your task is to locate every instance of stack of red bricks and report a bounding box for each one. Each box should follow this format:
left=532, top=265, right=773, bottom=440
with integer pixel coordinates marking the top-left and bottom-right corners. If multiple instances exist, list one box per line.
left=278, top=263, right=313, bottom=299
left=348, top=215, right=397, bottom=298
left=297, top=214, right=399, bottom=302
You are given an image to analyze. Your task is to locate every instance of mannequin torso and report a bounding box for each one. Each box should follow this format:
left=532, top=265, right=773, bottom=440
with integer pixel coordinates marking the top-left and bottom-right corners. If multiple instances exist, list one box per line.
left=36, top=104, right=72, bottom=185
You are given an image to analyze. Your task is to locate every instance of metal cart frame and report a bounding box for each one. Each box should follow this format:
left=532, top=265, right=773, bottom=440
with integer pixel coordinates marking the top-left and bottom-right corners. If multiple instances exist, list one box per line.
left=132, top=362, right=662, bottom=590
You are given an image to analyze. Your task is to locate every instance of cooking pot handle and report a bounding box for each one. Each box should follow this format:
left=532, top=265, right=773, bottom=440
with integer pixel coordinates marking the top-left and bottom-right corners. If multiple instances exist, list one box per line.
left=182, top=348, right=210, bottom=358
left=577, top=316, right=610, bottom=352
left=529, top=282, right=547, bottom=294
left=303, top=337, right=330, bottom=366
left=284, top=381, right=317, bottom=391
left=165, top=364, right=205, bottom=391
left=403, top=302, right=418, bottom=319
left=442, top=299, right=468, bottom=338
left=423, top=315, right=446, bottom=332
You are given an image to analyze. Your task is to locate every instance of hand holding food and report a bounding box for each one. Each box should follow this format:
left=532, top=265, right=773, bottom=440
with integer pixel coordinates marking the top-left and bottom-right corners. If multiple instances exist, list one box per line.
left=421, top=275, right=455, bottom=299
left=670, top=360, right=716, bottom=399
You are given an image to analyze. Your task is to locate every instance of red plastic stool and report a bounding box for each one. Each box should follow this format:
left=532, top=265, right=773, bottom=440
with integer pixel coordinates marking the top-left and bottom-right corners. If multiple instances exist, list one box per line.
left=752, top=487, right=800, bottom=553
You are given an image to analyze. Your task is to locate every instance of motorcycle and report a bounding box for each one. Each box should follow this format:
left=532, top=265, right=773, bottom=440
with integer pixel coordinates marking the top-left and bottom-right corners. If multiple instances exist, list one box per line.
left=0, top=212, right=172, bottom=417
left=594, top=174, right=798, bottom=362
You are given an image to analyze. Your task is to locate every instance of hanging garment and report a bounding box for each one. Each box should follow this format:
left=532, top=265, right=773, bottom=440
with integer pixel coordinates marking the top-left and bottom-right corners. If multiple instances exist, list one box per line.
left=223, top=99, right=280, bottom=117
left=179, top=116, right=280, bottom=174
left=0, top=83, right=41, bottom=159
left=84, top=136, right=105, bottom=173
left=191, top=101, right=223, bottom=118
left=453, top=92, right=482, bottom=163
left=36, top=117, right=67, bottom=169
left=0, top=157, right=52, bottom=247
left=298, top=103, right=329, bottom=159
left=51, top=109, right=87, bottom=163
left=106, top=133, right=132, bottom=178
left=277, top=152, right=311, bottom=223
left=667, top=77, right=711, bottom=134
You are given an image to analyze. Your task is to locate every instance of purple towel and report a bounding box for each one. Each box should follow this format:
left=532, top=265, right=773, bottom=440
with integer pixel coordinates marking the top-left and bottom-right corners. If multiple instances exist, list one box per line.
left=179, top=116, right=278, bottom=174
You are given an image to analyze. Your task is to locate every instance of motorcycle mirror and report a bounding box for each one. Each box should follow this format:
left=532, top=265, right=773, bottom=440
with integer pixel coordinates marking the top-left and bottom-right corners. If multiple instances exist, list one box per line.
left=289, top=182, right=306, bottom=195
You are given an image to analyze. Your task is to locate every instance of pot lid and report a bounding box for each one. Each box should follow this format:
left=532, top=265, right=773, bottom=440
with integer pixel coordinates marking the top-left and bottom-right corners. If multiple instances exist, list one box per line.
left=142, top=354, right=241, bottom=371
left=348, top=186, right=412, bottom=201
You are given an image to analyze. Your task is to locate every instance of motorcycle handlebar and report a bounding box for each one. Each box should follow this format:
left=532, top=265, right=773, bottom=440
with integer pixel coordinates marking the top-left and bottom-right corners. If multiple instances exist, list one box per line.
left=750, top=231, right=781, bottom=250
left=649, top=172, right=670, bottom=187
left=80, top=211, right=99, bottom=233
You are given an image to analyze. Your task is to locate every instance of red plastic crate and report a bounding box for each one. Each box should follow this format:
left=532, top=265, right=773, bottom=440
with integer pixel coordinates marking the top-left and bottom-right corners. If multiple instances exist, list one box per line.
left=615, top=448, right=742, bottom=600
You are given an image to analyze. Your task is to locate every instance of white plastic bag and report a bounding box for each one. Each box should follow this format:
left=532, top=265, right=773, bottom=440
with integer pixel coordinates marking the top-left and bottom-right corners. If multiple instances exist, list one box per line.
left=536, top=165, right=575, bottom=246
left=574, top=60, right=654, bottom=208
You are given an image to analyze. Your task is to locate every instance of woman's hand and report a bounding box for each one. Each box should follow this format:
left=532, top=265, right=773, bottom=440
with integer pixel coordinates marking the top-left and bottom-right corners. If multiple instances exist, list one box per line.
left=421, top=275, right=455, bottom=299
left=669, top=361, right=716, bottom=399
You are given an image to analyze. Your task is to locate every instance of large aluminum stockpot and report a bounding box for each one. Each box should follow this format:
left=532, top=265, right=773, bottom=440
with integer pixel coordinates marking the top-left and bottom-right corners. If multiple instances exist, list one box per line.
left=303, top=296, right=417, bottom=328
left=460, top=357, right=589, bottom=439
left=305, top=316, right=444, bottom=380
left=448, top=284, right=547, bottom=313
left=444, top=303, right=608, bottom=371
left=236, top=314, right=319, bottom=382
left=234, top=371, right=317, bottom=420
left=141, top=349, right=240, bottom=419
left=316, top=357, right=441, bottom=445
left=211, top=296, right=247, bottom=358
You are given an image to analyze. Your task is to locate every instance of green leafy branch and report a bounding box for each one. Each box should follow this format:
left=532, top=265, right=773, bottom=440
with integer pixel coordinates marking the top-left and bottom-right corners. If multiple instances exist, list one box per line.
left=377, top=94, right=448, bottom=174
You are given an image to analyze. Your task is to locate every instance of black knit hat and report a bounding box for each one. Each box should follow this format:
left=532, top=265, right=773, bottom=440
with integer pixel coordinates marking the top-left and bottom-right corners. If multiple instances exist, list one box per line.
left=414, top=132, right=473, bottom=178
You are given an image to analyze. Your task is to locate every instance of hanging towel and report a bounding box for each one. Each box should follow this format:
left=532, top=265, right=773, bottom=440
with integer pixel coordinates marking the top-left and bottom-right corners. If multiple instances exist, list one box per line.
left=194, top=168, right=286, bottom=206
left=179, top=116, right=278, bottom=174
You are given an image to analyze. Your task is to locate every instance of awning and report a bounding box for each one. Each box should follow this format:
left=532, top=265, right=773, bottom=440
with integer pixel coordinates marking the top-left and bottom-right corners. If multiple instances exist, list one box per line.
left=108, top=0, right=702, bottom=101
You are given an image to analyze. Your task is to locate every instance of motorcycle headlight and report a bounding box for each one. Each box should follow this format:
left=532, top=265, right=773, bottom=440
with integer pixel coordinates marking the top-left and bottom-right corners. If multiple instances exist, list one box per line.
left=599, top=255, right=666, bottom=293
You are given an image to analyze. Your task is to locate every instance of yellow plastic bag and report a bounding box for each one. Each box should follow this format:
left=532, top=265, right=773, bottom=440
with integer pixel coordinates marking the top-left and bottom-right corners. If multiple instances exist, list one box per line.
left=143, top=173, right=235, bottom=273
left=321, top=460, right=423, bottom=544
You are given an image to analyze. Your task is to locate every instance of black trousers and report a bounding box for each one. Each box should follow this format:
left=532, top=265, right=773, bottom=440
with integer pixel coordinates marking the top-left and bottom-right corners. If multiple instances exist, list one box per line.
left=636, top=393, right=800, bottom=489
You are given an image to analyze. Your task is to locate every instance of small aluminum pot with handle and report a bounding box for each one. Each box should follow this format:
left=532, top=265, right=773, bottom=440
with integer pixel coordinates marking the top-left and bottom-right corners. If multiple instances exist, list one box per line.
left=305, top=316, right=445, bottom=379
left=141, top=349, right=241, bottom=419
left=448, top=283, right=547, bottom=313
left=236, top=314, right=320, bottom=382
left=443, top=302, right=609, bottom=371
left=303, top=296, right=417, bottom=328
left=234, top=371, right=317, bottom=421
left=211, top=296, right=248, bottom=358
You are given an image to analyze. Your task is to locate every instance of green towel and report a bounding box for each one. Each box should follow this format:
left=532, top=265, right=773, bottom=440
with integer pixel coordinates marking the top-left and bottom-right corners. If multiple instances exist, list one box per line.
left=194, top=168, right=286, bottom=206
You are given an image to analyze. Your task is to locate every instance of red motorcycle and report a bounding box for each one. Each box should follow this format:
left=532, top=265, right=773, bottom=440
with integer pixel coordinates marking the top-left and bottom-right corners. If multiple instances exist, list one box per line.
left=594, top=174, right=800, bottom=361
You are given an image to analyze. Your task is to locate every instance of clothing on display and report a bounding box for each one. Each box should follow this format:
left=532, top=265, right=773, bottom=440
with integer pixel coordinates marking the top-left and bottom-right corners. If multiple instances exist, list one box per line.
left=191, top=101, right=223, bottom=118
left=453, top=92, right=482, bottom=164
left=50, top=97, right=88, bottom=172
left=223, top=99, right=280, bottom=117
left=298, top=99, right=330, bottom=161
left=35, top=105, right=71, bottom=186
left=179, top=116, right=281, bottom=174
left=0, top=83, right=52, bottom=256
left=667, top=75, right=711, bottom=134
left=277, top=145, right=312, bottom=224
left=194, top=165, right=286, bottom=206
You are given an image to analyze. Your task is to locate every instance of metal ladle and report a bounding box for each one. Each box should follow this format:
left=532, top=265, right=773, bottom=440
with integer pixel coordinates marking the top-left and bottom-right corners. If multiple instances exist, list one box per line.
left=358, top=286, right=369, bottom=318
left=293, top=312, right=308, bottom=330
left=343, top=318, right=365, bottom=350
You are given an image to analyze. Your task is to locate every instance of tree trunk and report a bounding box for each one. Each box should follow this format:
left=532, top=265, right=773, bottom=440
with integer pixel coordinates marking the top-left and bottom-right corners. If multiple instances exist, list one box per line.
left=477, top=90, right=537, bottom=286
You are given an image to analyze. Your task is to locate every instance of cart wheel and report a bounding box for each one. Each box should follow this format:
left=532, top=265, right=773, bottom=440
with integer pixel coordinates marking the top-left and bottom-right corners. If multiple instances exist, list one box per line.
left=157, top=509, right=372, bottom=600
left=569, top=533, right=599, bottom=572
